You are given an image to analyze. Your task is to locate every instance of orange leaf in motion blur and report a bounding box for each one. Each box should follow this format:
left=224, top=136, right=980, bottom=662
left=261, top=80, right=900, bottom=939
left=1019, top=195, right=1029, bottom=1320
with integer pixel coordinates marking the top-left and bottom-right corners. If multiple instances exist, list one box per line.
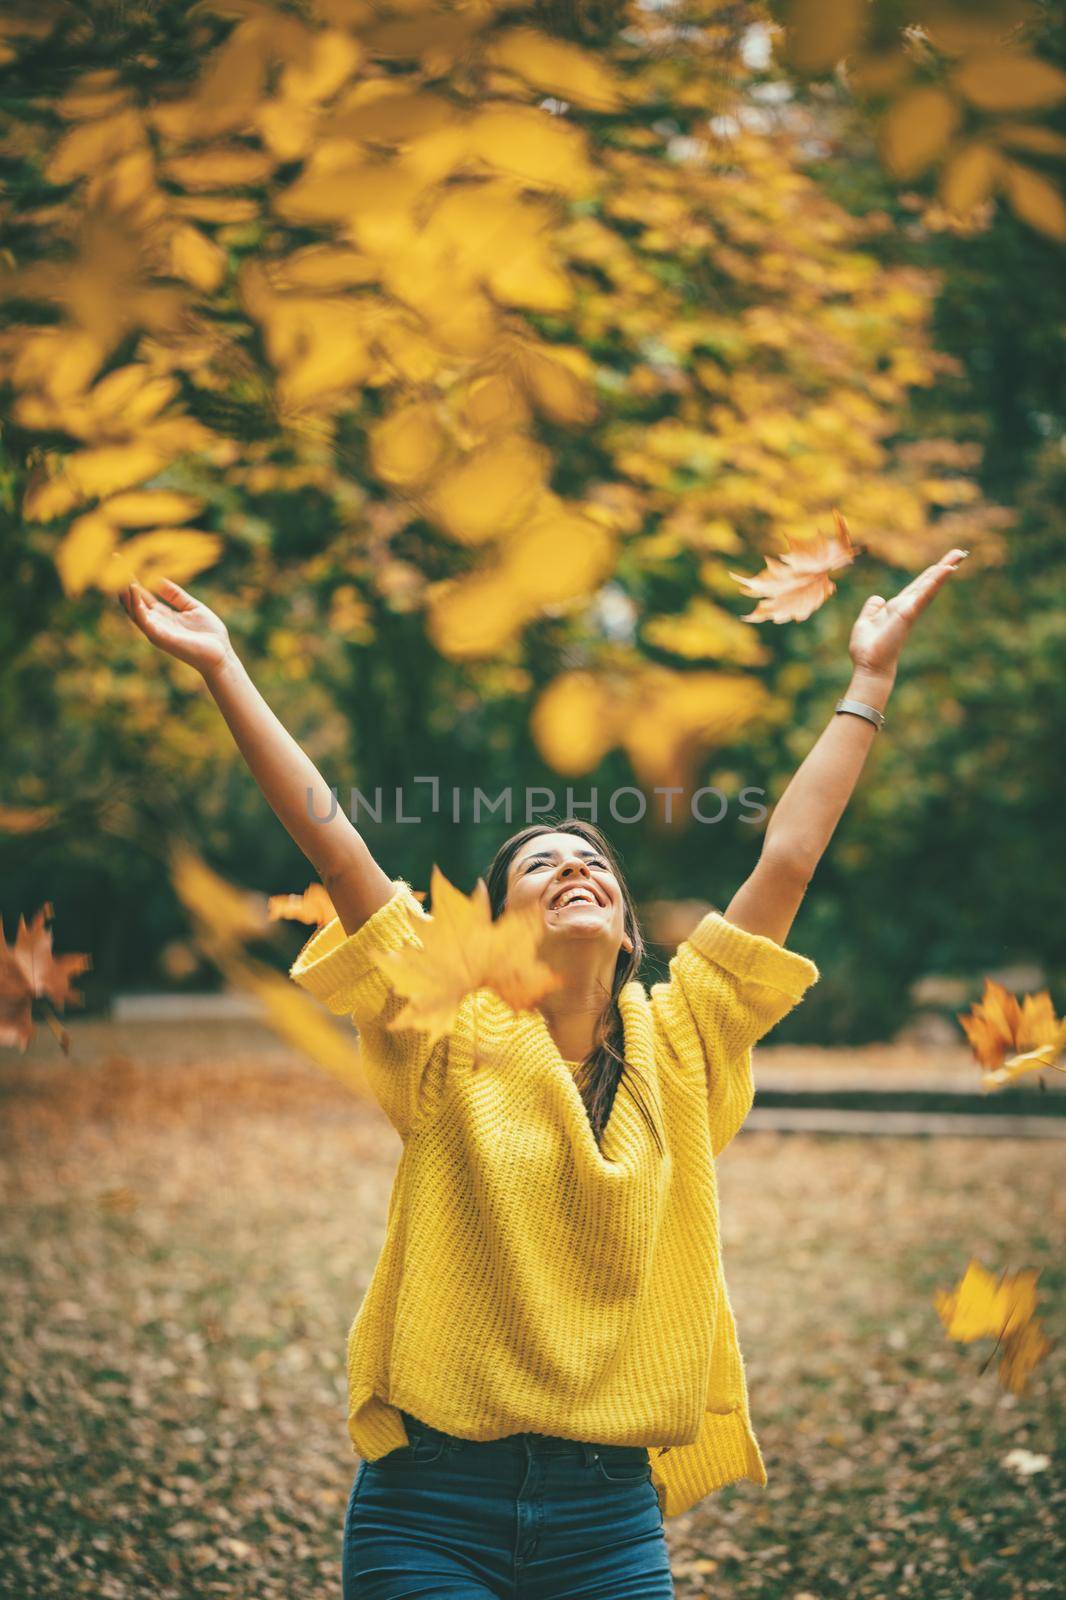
left=730, top=510, right=857, bottom=624
left=267, top=883, right=337, bottom=928
left=0, top=903, right=91, bottom=1052
left=957, top=977, right=1066, bottom=1087
left=382, top=864, right=562, bottom=1048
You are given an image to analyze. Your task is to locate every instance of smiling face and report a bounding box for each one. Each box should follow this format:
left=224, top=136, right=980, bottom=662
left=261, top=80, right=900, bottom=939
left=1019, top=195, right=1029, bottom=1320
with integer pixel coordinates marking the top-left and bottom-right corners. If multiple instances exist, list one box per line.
left=504, top=831, right=634, bottom=955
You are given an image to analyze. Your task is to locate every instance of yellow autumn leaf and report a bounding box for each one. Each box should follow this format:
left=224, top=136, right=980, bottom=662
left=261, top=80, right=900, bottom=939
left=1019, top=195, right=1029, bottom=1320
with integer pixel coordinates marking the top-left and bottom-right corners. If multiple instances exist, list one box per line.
left=464, top=104, right=597, bottom=196
left=423, top=436, right=548, bottom=545
left=279, top=340, right=373, bottom=406
left=880, top=86, right=962, bottom=180
left=56, top=72, right=127, bottom=121
left=423, top=184, right=572, bottom=313
left=170, top=841, right=272, bottom=947
left=509, top=340, right=598, bottom=426
left=334, top=85, right=457, bottom=144
left=934, top=1259, right=1039, bottom=1344
left=272, top=146, right=367, bottom=226
left=266, top=884, right=337, bottom=927
left=9, top=326, right=104, bottom=400
left=256, top=98, right=316, bottom=161
left=345, top=162, right=432, bottom=256
left=381, top=864, right=562, bottom=1048
left=228, top=953, right=370, bottom=1099
left=501, top=499, right=614, bottom=607
left=256, top=299, right=374, bottom=403
left=46, top=107, right=144, bottom=184
left=939, top=141, right=1002, bottom=213
left=954, top=52, right=1066, bottom=114
left=24, top=442, right=173, bottom=519
left=54, top=510, right=118, bottom=597
left=273, top=246, right=377, bottom=291
left=992, top=122, right=1066, bottom=158
left=412, top=182, right=514, bottom=259
left=150, top=17, right=268, bottom=141
left=485, top=28, right=626, bottom=111
left=642, top=598, right=771, bottom=665
left=363, top=9, right=482, bottom=69
left=458, top=373, right=531, bottom=440
left=530, top=672, right=617, bottom=777
left=922, top=3, right=1034, bottom=56
left=68, top=445, right=174, bottom=500
left=102, top=490, right=204, bottom=527
left=165, top=146, right=275, bottom=191
left=172, top=194, right=260, bottom=224
left=623, top=671, right=769, bottom=789
left=413, top=281, right=498, bottom=359
left=89, top=367, right=177, bottom=428
left=486, top=243, right=573, bottom=313
left=278, top=27, right=362, bottom=104
left=1001, top=160, right=1066, bottom=241
left=21, top=468, right=82, bottom=524
left=370, top=403, right=449, bottom=488
left=90, top=140, right=154, bottom=214
left=137, top=416, right=218, bottom=457
left=98, top=529, right=223, bottom=593
left=784, top=0, right=865, bottom=75
left=426, top=572, right=525, bottom=660
left=168, top=224, right=227, bottom=293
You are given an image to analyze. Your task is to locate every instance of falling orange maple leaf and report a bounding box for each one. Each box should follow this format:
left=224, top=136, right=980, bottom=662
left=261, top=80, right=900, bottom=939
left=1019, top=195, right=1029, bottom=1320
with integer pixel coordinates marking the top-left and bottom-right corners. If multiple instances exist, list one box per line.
left=729, top=509, right=857, bottom=623
left=267, top=883, right=337, bottom=928
left=957, top=978, right=1066, bottom=1088
left=381, top=864, right=562, bottom=1049
left=935, top=1258, right=1053, bottom=1396
left=0, top=903, right=91, bottom=1053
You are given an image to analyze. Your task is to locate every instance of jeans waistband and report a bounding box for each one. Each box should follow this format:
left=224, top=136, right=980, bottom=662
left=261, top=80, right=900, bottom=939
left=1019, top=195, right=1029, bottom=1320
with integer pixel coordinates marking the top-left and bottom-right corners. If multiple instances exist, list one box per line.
left=399, top=1409, right=646, bottom=1459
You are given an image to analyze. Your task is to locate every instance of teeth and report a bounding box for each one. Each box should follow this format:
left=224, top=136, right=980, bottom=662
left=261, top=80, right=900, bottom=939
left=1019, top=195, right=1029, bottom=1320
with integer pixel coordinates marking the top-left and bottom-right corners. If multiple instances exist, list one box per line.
left=556, top=888, right=596, bottom=908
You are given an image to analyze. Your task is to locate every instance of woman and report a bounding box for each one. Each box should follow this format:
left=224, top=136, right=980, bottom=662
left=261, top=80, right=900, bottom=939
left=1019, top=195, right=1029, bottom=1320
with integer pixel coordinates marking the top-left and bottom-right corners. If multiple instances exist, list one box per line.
left=120, top=545, right=968, bottom=1598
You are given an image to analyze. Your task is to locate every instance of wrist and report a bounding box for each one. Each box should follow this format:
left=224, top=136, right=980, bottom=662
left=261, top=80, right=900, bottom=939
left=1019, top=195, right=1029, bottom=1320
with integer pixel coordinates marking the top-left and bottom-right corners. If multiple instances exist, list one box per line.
left=846, top=666, right=895, bottom=711
left=203, top=644, right=241, bottom=690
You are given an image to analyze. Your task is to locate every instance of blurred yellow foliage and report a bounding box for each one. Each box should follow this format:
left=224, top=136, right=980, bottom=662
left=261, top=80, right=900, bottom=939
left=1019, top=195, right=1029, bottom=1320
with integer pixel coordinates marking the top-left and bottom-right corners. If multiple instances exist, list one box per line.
left=0, top=0, right=1028, bottom=798
left=782, top=0, right=1066, bottom=236
left=531, top=665, right=770, bottom=788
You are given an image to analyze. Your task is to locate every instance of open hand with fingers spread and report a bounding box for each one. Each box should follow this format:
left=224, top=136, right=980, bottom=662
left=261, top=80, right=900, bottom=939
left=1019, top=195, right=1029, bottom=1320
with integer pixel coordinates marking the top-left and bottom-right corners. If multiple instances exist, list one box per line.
left=118, top=577, right=233, bottom=678
left=849, top=547, right=969, bottom=681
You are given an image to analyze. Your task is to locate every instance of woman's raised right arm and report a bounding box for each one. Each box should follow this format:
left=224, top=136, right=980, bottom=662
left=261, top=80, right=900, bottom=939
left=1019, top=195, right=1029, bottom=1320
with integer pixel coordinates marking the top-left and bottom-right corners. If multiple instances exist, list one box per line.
left=119, top=576, right=394, bottom=935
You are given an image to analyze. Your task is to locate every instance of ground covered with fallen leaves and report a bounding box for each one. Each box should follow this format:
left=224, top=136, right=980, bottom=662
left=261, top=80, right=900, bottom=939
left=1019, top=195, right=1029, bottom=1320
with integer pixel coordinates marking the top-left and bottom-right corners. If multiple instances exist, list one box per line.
left=1, top=1022, right=1062, bottom=1599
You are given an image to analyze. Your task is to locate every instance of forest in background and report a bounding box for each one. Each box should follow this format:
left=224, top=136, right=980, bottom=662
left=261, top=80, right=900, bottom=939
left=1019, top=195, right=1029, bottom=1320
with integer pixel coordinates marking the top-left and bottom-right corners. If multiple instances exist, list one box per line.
left=1, top=0, right=1064, bottom=1044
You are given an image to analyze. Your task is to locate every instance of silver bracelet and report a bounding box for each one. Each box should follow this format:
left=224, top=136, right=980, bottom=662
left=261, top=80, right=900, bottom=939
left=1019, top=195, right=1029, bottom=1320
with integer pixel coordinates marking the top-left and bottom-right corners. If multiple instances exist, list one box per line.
left=835, top=697, right=885, bottom=732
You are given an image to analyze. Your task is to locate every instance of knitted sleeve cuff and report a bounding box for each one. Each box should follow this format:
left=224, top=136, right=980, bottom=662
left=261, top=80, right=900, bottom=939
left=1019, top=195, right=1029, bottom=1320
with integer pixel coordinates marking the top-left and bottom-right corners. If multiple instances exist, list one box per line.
left=288, top=879, right=427, bottom=1017
left=684, top=910, right=820, bottom=1000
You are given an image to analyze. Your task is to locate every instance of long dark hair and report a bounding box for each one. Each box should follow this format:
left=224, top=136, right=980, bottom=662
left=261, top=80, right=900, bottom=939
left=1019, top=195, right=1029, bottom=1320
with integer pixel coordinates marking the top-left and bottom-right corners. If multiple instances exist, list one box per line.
left=484, top=818, right=664, bottom=1157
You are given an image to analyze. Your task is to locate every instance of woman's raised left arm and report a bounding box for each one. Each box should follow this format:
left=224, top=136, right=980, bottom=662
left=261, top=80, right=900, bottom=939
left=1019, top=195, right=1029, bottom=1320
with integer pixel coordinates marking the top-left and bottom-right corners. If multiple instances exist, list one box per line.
left=724, top=545, right=970, bottom=946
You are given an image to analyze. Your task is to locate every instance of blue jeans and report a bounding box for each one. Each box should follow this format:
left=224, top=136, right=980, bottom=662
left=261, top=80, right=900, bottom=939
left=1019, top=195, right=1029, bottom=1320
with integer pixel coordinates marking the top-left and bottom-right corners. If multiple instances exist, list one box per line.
left=342, top=1408, right=675, bottom=1598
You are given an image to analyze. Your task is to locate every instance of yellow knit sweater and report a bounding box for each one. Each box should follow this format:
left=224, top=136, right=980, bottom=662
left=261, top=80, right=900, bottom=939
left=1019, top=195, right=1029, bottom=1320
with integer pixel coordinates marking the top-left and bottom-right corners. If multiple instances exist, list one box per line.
left=289, top=878, right=820, bottom=1519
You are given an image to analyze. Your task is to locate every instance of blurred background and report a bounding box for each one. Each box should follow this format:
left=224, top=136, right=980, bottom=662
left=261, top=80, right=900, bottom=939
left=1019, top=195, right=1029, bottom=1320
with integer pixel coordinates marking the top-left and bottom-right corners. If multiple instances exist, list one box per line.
left=1, top=0, right=1064, bottom=1043
left=1, top=5, right=1064, bottom=1597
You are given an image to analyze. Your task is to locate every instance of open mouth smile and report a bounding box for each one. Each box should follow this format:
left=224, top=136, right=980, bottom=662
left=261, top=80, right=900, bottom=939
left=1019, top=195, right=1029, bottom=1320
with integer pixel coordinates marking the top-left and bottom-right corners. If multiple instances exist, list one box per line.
left=547, top=884, right=606, bottom=911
